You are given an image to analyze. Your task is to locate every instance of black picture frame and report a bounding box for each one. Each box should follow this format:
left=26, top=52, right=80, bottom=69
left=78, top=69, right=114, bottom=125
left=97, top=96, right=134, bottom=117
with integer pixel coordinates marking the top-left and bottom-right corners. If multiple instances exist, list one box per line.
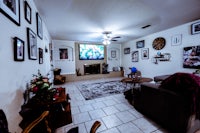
left=136, top=40, right=145, bottom=48
left=141, top=48, right=149, bottom=60
left=24, top=1, right=31, bottom=24
left=39, top=48, right=43, bottom=64
left=124, top=48, right=130, bottom=54
left=0, top=0, right=20, bottom=26
left=14, top=37, right=24, bottom=61
left=36, top=12, right=43, bottom=39
left=59, top=48, right=68, bottom=59
left=27, top=28, right=37, bottom=60
left=191, top=21, right=200, bottom=35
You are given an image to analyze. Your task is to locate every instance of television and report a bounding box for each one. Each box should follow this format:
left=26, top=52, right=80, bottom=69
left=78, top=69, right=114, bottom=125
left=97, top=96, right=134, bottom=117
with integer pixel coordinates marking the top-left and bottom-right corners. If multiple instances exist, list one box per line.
left=79, top=44, right=104, bottom=60
left=183, top=45, right=200, bottom=69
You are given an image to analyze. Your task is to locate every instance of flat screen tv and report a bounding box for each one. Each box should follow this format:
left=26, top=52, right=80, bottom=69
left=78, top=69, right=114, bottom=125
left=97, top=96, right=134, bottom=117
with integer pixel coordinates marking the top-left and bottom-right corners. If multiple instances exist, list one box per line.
left=183, top=45, right=200, bottom=69
left=79, top=44, right=104, bottom=60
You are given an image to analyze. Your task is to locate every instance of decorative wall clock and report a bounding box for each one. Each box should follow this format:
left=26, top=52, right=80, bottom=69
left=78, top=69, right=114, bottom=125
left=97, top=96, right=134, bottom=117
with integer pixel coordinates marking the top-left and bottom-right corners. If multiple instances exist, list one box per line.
left=152, top=37, right=166, bottom=50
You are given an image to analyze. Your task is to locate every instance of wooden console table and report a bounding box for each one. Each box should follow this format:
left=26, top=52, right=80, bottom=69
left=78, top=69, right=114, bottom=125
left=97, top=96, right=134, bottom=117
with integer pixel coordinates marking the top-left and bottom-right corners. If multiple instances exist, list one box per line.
left=19, top=88, right=72, bottom=132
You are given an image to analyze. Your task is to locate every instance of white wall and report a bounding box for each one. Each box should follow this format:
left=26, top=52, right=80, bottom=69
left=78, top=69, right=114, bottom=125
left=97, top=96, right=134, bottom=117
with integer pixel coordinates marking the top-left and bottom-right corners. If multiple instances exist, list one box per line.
left=0, top=0, right=51, bottom=132
left=52, top=40, right=76, bottom=74
left=122, top=20, right=200, bottom=78
left=107, top=43, right=121, bottom=71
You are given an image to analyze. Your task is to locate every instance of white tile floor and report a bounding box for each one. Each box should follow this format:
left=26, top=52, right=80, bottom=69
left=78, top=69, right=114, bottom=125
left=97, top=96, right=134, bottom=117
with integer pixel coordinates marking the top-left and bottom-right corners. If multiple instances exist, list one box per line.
left=55, top=77, right=168, bottom=133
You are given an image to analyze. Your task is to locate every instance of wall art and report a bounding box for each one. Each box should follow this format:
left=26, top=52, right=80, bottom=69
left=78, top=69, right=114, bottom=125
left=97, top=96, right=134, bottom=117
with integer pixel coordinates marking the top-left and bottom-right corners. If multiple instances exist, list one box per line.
left=141, top=48, right=149, bottom=60
left=38, top=48, right=43, bottom=64
left=14, top=37, right=24, bottom=61
left=24, top=1, right=31, bottom=24
left=36, top=12, right=43, bottom=39
left=171, top=34, right=182, bottom=46
left=136, top=40, right=145, bottom=48
left=0, top=0, right=20, bottom=26
left=132, top=51, right=139, bottom=62
left=124, top=47, right=130, bottom=54
left=191, top=21, right=200, bottom=35
left=27, top=28, right=37, bottom=60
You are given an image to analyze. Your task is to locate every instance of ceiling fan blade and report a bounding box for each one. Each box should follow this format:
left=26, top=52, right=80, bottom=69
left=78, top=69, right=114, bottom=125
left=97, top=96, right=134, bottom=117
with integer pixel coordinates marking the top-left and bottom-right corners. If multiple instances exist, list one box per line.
left=111, top=39, right=118, bottom=41
left=112, top=36, right=121, bottom=39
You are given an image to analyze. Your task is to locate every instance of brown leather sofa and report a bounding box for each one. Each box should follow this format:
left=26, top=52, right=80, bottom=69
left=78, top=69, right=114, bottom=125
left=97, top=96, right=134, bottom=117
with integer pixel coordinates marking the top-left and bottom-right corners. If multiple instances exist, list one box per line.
left=132, top=73, right=200, bottom=133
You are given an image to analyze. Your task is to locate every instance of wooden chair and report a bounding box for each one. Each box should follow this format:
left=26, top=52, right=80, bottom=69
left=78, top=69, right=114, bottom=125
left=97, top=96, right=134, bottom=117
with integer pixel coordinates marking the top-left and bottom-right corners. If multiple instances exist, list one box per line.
left=22, top=111, right=51, bottom=133
left=90, top=121, right=101, bottom=133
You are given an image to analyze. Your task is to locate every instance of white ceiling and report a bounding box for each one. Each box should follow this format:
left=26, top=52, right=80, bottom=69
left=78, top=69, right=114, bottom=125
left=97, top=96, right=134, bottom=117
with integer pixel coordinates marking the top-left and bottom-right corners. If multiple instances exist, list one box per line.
left=33, top=0, right=200, bottom=44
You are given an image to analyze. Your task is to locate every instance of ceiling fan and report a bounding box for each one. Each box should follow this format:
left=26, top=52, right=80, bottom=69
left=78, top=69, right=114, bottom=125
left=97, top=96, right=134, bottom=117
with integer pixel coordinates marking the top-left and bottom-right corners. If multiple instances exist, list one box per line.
left=102, top=31, right=121, bottom=45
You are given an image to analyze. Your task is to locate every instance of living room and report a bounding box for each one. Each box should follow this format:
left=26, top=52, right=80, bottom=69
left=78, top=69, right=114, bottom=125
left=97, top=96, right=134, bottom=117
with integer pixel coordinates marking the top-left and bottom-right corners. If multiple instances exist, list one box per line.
left=0, top=0, right=200, bottom=133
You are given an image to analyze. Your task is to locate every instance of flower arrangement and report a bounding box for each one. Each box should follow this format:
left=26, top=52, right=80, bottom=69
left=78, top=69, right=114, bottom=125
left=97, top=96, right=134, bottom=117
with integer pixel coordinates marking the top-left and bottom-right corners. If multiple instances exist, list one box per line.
left=30, top=70, right=50, bottom=95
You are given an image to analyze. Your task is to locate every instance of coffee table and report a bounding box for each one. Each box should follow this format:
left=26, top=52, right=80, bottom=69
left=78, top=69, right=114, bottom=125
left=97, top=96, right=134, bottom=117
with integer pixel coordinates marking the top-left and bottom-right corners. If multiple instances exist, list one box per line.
left=121, top=77, right=153, bottom=87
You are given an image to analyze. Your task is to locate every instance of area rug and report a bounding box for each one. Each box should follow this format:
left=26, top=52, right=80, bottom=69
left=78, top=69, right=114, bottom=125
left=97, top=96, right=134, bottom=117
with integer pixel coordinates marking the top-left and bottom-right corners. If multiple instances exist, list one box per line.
left=77, top=80, right=132, bottom=100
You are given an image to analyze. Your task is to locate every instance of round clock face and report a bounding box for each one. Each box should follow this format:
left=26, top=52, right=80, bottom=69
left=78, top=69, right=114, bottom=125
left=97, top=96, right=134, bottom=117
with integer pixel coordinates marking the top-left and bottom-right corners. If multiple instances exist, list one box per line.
left=152, top=37, right=166, bottom=50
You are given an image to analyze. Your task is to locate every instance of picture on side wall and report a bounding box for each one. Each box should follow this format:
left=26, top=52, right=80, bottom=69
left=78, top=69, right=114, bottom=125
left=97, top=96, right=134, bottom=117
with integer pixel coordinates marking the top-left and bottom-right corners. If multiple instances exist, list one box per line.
left=183, top=45, right=200, bottom=69
left=13, top=37, right=24, bottom=61
left=191, top=21, right=200, bottom=35
left=124, top=48, right=130, bottom=54
left=141, top=48, right=149, bottom=60
left=0, top=0, right=20, bottom=26
left=24, top=1, right=31, bottom=24
left=59, top=48, right=68, bottom=59
left=27, top=28, right=37, bottom=60
left=111, top=50, right=116, bottom=58
left=36, top=12, right=43, bottom=39
left=136, top=40, right=145, bottom=48
left=132, top=51, right=139, bottom=62
left=38, top=48, right=43, bottom=64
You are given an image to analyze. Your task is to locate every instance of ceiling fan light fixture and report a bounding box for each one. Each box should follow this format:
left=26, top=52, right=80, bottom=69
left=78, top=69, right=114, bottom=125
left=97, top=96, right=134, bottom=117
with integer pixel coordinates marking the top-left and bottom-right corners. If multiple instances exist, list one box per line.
left=103, top=39, right=111, bottom=45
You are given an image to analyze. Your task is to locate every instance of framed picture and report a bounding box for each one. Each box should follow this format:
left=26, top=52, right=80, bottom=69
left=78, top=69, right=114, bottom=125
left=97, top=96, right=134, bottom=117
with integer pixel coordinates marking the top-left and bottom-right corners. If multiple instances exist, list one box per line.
left=136, top=40, right=145, bottom=48
left=36, top=12, right=43, bottom=39
left=27, top=28, right=37, bottom=60
left=0, top=0, right=20, bottom=26
left=124, top=48, right=130, bottom=54
left=141, top=48, right=149, bottom=60
left=191, top=21, right=200, bottom=35
left=38, top=48, right=43, bottom=64
left=24, top=1, right=31, bottom=24
left=59, top=48, right=68, bottom=59
left=111, top=50, right=116, bottom=58
left=13, top=37, right=24, bottom=61
left=132, top=51, right=139, bottom=62
left=171, top=34, right=182, bottom=46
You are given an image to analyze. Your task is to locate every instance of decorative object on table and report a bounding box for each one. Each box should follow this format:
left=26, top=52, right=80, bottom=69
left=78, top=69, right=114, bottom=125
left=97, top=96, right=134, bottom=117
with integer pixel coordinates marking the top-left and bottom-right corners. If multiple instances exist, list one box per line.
left=13, top=37, right=24, bottom=61
left=132, top=51, right=139, bottom=62
left=77, top=80, right=132, bottom=100
left=141, top=48, right=149, bottom=60
left=136, top=40, right=145, bottom=48
left=171, top=34, right=182, bottom=46
left=124, top=47, right=130, bottom=54
left=152, top=37, right=166, bottom=50
left=27, top=28, right=37, bottom=60
left=0, top=0, right=20, bottom=26
left=191, top=21, right=200, bottom=35
left=36, top=12, right=43, bottom=39
left=24, top=1, right=31, bottom=24
left=38, top=48, right=43, bottom=64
